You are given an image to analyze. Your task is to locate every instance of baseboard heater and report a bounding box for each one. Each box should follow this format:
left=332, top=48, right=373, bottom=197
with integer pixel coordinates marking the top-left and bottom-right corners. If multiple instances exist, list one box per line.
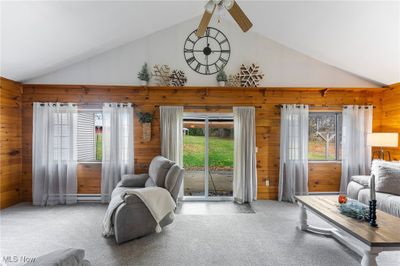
left=77, top=194, right=101, bottom=202
left=77, top=192, right=340, bottom=202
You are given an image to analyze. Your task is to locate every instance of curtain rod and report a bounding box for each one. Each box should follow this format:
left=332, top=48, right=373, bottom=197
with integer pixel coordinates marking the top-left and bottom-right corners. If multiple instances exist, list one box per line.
left=155, top=105, right=262, bottom=109
left=35, top=103, right=77, bottom=107
left=275, top=104, right=376, bottom=109
left=32, top=102, right=136, bottom=107
left=31, top=103, right=261, bottom=110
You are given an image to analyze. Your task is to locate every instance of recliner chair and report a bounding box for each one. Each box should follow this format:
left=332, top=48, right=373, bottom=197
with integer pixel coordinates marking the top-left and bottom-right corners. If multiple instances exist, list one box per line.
left=110, top=156, right=184, bottom=244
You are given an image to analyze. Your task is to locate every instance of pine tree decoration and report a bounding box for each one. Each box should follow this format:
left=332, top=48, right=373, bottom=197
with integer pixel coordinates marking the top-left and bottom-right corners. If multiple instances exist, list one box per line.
left=216, top=68, right=227, bottom=86
left=137, top=63, right=150, bottom=85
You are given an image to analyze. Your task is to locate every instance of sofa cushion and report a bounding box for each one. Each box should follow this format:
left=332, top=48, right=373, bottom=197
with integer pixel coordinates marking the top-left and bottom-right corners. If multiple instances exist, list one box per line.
left=121, top=174, right=149, bottom=187
left=358, top=189, right=400, bottom=217
left=375, top=166, right=400, bottom=196
left=148, top=156, right=175, bottom=187
left=164, top=164, right=184, bottom=201
left=350, top=175, right=370, bottom=187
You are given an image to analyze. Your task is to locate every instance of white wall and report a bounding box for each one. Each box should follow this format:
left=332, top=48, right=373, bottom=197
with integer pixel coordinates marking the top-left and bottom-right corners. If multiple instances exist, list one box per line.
left=26, top=17, right=379, bottom=87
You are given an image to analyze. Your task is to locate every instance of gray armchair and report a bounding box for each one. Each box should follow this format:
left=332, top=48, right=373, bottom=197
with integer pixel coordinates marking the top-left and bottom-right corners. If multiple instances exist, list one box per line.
left=23, top=248, right=91, bottom=266
left=111, top=156, right=184, bottom=244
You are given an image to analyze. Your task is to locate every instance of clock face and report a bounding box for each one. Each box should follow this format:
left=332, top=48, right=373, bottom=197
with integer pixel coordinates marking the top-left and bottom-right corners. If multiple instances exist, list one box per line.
left=184, top=27, right=231, bottom=75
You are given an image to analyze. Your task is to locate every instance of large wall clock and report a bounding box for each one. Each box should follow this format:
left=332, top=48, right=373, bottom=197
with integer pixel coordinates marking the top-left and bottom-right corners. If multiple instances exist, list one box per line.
left=184, top=27, right=231, bottom=75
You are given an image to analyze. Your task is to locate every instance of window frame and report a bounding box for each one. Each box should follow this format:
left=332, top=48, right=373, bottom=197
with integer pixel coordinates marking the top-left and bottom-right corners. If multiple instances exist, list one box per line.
left=77, top=108, right=103, bottom=163
left=308, top=111, right=342, bottom=162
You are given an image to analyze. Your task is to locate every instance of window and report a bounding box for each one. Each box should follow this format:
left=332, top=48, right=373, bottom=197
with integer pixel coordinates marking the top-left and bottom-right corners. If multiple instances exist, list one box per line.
left=53, top=112, right=71, bottom=161
left=77, top=111, right=103, bottom=162
left=308, top=112, right=342, bottom=161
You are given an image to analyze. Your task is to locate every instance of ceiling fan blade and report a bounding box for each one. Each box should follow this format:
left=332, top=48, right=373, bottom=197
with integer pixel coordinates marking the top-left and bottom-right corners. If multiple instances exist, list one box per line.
left=196, top=6, right=216, bottom=37
left=227, top=1, right=253, bottom=32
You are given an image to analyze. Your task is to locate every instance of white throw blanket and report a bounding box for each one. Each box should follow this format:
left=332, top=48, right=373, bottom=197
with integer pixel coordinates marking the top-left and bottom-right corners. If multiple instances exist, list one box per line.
left=102, top=187, right=176, bottom=237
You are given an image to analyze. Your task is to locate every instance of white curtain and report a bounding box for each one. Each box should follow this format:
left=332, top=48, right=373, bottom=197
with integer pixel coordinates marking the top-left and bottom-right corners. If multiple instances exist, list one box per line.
left=278, top=104, right=309, bottom=202
left=101, top=103, right=134, bottom=203
left=32, top=103, right=78, bottom=206
left=233, top=107, right=257, bottom=204
left=159, top=106, right=183, bottom=166
left=340, top=105, right=373, bottom=193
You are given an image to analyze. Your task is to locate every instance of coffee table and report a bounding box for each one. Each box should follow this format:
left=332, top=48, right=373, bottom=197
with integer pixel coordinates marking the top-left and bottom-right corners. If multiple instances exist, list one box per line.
left=295, top=195, right=400, bottom=266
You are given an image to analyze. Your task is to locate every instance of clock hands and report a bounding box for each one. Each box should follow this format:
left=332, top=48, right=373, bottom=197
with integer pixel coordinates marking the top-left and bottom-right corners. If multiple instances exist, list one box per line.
left=192, top=50, right=228, bottom=53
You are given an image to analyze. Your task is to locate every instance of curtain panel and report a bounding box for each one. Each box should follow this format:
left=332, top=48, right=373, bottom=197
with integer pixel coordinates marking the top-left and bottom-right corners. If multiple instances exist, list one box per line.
left=159, top=106, right=184, bottom=166
left=101, top=103, right=134, bottom=203
left=278, top=104, right=309, bottom=202
left=233, top=106, right=257, bottom=204
left=32, top=103, right=78, bottom=206
left=340, top=105, right=373, bottom=193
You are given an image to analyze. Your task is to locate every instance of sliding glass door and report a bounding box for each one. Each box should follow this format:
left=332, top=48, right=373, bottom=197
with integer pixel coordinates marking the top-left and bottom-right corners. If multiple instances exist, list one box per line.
left=183, top=113, right=234, bottom=200
left=183, top=118, right=206, bottom=197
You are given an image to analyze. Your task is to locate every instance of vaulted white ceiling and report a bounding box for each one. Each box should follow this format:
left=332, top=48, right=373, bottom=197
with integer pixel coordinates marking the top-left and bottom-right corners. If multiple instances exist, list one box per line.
left=1, top=1, right=399, bottom=85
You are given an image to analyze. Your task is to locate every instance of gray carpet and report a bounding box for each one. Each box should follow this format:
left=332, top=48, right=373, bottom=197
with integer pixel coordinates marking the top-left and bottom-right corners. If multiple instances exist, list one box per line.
left=1, top=201, right=399, bottom=266
left=175, top=201, right=255, bottom=214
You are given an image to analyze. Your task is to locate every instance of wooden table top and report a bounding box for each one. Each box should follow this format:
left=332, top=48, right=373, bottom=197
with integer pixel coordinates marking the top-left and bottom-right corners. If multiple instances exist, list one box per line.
left=295, top=195, right=400, bottom=247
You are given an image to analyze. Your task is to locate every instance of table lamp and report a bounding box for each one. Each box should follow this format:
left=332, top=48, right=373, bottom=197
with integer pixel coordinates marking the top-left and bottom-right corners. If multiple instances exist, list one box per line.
left=367, top=133, right=399, bottom=160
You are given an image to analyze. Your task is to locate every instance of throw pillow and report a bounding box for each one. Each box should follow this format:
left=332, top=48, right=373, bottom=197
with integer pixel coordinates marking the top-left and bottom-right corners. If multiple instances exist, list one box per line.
left=375, top=165, right=400, bottom=196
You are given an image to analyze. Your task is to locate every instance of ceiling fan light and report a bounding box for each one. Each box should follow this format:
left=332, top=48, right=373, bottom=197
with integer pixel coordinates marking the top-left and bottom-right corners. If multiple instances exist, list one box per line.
left=217, top=5, right=225, bottom=23
left=222, top=0, right=234, bottom=10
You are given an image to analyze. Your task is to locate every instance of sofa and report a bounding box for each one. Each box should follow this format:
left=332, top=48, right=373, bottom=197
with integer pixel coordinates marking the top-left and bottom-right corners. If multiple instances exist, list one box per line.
left=110, top=156, right=184, bottom=244
left=23, top=248, right=91, bottom=266
left=347, top=160, right=400, bottom=217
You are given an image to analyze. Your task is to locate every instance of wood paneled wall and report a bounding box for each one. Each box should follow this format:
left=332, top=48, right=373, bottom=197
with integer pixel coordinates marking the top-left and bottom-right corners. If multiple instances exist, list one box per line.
left=381, top=84, right=400, bottom=160
left=0, top=77, right=22, bottom=209
left=20, top=85, right=384, bottom=201
left=308, top=162, right=341, bottom=192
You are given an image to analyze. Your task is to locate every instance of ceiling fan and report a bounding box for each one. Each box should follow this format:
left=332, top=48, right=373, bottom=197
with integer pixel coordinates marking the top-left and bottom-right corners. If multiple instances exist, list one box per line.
left=196, top=0, right=253, bottom=37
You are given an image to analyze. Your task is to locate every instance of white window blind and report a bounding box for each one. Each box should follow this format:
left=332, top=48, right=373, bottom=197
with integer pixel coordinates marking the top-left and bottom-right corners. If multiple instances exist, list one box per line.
left=77, top=112, right=96, bottom=161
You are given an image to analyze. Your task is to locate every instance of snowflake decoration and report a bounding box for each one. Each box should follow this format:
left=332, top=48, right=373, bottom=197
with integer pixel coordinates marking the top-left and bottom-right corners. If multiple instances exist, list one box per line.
left=152, top=65, right=171, bottom=86
left=237, top=64, right=264, bottom=87
left=170, top=70, right=187, bottom=87
left=226, top=74, right=241, bottom=87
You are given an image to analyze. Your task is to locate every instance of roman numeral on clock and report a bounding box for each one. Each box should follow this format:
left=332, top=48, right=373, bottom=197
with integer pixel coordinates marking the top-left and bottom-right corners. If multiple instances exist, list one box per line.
left=187, top=57, right=195, bottom=64
left=219, top=57, right=228, bottom=65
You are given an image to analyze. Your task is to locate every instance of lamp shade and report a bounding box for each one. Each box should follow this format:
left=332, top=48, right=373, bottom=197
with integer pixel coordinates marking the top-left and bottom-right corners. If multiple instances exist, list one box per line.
left=367, top=133, right=399, bottom=147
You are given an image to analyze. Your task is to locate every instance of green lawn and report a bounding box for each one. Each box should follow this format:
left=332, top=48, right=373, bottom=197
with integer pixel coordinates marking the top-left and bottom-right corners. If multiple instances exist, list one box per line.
left=183, top=135, right=233, bottom=169
left=96, top=133, right=102, bottom=161
left=308, top=141, right=337, bottom=160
